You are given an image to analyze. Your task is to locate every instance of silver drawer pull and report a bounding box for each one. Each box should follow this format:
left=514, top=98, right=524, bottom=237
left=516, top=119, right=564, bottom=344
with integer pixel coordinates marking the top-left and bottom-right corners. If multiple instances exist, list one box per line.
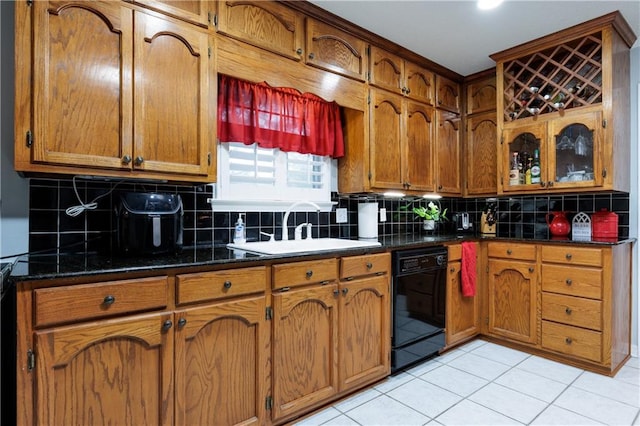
left=223, top=281, right=232, bottom=289
left=565, top=307, right=572, bottom=315
left=103, top=295, right=116, bottom=306
left=565, top=337, right=572, bottom=344
left=566, top=279, right=573, bottom=285
left=306, top=270, right=313, bottom=278
left=566, top=253, right=572, bottom=260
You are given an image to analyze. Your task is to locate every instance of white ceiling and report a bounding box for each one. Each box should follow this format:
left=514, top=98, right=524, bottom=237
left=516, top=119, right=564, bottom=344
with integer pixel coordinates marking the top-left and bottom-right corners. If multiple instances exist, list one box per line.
left=307, top=0, right=640, bottom=76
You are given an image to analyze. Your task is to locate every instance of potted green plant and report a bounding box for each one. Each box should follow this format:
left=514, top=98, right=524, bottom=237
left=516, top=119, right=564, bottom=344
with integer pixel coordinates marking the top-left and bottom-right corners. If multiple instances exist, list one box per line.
left=413, top=201, right=448, bottom=231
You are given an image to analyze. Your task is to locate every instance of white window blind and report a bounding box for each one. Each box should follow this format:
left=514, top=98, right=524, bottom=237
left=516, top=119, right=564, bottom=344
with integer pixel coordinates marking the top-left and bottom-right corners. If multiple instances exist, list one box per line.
left=217, top=142, right=333, bottom=204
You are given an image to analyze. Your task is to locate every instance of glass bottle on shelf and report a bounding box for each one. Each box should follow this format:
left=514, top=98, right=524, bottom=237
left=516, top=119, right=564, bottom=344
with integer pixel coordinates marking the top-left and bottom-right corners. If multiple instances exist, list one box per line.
left=525, top=156, right=532, bottom=184
left=530, top=149, right=541, bottom=184
left=509, top=152, right=520, bottom=185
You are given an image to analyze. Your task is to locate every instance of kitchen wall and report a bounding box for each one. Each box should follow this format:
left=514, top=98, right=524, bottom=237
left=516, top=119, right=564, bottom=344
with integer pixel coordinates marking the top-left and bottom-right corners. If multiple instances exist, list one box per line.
left=0, top=0, right=29, bottom=262
left=631, top=45, right=639, bottom=355
left=27, top=177, right=630, bottom=255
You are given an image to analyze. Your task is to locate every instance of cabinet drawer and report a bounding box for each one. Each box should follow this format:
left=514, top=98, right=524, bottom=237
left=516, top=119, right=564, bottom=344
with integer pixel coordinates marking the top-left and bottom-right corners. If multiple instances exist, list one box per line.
left=487, top=242, right=536, bottom=261
left=541, top=264, right=602, bottom=299
left=542, top=320, right=602, bottom=362
left=340, top=253, right=389, bottom=280
left=541, top=245, right=602, bottom=267
left=272, top=258, right=338, bottom=289
left=176, top=266, right=267, bottom=305
left=448, top=244, right=461, bottom=261
left=34, top=277, right=169, bottom=327
left=542, top=293, right=602, bottom=331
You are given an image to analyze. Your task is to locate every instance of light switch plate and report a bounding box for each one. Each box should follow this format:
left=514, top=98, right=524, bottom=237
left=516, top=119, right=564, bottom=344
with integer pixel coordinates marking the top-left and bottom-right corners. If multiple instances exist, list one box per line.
left=336, top=208, right=348, bottom=223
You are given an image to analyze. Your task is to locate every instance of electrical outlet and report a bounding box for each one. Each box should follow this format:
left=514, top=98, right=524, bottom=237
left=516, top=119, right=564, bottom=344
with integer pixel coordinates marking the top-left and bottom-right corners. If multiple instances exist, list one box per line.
left=336, top=208, right=348, bottom=223
left=379, top=208, right=387, bottom=222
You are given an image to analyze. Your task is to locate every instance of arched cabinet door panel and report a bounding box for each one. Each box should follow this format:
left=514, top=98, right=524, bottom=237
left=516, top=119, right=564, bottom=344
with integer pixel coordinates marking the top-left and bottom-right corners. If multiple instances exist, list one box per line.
left=35, top=312, right=174, bottom=426
left=133, top=11, right=211, bottom=176
left=33, top=1, right=133, bottom=169
left=487, top=259, right=538, bottom=344
left=271, top=285, right=339, bottom=422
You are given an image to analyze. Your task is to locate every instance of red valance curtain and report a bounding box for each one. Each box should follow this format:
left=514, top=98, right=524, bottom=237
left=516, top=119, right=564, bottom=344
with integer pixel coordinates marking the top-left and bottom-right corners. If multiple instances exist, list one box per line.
left=217, top=74, right=344, bottom=158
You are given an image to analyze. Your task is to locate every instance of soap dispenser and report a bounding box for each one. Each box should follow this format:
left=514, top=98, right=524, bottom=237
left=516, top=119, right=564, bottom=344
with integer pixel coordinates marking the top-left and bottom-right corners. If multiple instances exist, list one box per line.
left=234, top=214, right=246, bottom=244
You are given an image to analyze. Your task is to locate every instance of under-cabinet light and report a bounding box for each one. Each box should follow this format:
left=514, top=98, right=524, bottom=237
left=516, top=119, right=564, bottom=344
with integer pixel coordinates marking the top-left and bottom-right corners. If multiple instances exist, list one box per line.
left=383, top=191, right=405, bottom=198
left=422, top=194, right=442, bottom=200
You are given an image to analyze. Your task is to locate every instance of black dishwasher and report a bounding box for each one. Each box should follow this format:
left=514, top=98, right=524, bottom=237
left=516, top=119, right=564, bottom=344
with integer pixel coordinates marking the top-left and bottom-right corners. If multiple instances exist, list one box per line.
left=391, top=246, right=447, bottom=372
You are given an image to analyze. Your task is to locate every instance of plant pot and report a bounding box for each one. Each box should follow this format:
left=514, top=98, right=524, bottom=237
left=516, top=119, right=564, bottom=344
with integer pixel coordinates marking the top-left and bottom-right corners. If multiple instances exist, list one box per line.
left=423, top=220, right=435, bottom=231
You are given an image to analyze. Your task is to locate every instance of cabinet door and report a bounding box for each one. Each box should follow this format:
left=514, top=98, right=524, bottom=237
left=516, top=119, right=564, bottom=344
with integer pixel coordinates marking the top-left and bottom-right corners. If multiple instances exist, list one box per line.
left=32, top=1, right=133, bottom=169
left=548, top=110, right=604, bottom=190
left=436, top=75, right=460, bottom=113
left=216, top=1, right=304, bottom=61
left=272, top=285, right=339, bottom=422
left=133, top=0, right=212, bottom=27
left=35, top=312, right=174, bottom=425
left=369, top=90, right=404, bottom=190
left=501, top=122, right=547, bottom=192
left=134, top=11, right=212, bottom=176
left=305, top=18, right=367, bottom=81
left=369, top=46, right=403, bottom=94
left=466, top=112, right=497, bottom=195
left=435, top=110, right=461, bottom=194
left=404, top=61, right=435, bottom=105
left=338, top=275, right=390, bottom=392
left=405, top=101, right=435, bottom=192
left=446, top=260, right=479, bottom=346
left=174, top=296, right=268, bottom=426
left=466, top=76, right=496, bottom=115
left=487, top=259, right=538, bottom=344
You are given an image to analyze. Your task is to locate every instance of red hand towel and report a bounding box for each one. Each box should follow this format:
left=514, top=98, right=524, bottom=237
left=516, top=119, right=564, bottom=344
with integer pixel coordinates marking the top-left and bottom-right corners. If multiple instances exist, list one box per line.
left=461, top=242, right=477, bottom=297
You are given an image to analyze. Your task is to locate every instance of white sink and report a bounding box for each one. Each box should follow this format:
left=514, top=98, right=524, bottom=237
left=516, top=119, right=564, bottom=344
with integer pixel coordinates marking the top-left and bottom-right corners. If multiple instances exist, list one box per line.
left=227, top=238, right=381, bottom=255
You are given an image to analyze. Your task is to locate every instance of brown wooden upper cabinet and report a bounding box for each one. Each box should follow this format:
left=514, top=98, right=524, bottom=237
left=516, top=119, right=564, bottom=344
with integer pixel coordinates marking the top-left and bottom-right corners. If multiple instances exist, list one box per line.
left=216, top=0, right=305, bottom=61
left=436, top=75, right=461, bottom=113
left=466, top=75, right=497, bottom=115
left=369, top=46, right=435, bottom=105
left=465, top=112, right=497, bottom=196
left=305, top=18, right=368, bottom=81
left=369, top=89, right=435, bottom=193
left=435, top=110, right=461, bottom=195
left=131, top=0, right=213, bottom=27
left=491, top=11, right=636, bottom=194
left=16, top=1, right=215, bottom=182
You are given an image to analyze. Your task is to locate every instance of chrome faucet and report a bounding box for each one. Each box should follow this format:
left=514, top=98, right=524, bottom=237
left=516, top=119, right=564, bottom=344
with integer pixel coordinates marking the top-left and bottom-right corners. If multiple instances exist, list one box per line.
left=282, top=200, right=321, bottom=241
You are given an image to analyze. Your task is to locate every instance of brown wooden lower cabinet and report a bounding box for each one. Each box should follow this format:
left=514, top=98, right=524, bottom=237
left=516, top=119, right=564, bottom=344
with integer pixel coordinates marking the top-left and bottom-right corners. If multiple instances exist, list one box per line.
left=484, top=241, right=632, bottom=375
left=15, top=242, right=631, bottom=425
left=271, top=253, right=390, bottom=424
left=174, top=295, right=269, bottom=425
left=445, top=243, right=479, bottom=347
left=35, top=311, right=175, bottom=426
left=16, top=254, right=390, bottom=426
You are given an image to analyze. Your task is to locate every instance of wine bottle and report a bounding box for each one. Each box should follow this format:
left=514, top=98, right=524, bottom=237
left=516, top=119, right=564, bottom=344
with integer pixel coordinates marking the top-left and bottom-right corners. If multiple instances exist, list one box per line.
left=525, top=157, right=532, bottom=184
left=509, top=152, right=520, bottom=185
left=530, top=149, right=541, bottom=184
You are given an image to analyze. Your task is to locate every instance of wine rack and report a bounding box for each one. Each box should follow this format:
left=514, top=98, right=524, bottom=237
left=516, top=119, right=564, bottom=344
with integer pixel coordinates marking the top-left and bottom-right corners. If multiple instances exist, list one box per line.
left=502, top=32, right=602, bottom=121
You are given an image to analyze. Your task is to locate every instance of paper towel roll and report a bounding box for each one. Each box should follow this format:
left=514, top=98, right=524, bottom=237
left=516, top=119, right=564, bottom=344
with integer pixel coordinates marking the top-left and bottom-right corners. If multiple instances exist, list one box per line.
left=358, top=202, right=378, bottom=240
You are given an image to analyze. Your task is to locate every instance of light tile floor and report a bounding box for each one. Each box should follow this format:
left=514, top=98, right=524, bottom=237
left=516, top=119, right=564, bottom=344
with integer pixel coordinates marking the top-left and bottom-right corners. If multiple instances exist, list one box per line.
left=295, top=339, right=640, bottom=426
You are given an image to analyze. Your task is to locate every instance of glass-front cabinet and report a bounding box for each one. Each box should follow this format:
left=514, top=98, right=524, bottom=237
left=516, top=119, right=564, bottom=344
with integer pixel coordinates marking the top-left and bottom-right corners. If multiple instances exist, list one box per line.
left=502, top=110, right=603, bottom=192
left=492, top=12, right=634, bottom=194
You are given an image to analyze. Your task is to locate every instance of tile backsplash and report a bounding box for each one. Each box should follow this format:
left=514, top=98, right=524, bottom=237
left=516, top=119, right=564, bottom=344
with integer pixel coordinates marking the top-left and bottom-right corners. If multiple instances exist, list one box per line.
left=28, top=177, right=630, bottom=255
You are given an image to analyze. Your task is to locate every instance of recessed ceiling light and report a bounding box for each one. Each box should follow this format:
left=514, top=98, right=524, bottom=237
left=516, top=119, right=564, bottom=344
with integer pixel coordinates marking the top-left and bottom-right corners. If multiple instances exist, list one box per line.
left=478, top=0, right=504, bottom=10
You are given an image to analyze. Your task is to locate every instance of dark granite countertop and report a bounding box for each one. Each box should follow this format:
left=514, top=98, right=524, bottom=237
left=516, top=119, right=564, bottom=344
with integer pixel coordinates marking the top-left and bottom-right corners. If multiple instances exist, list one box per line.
left=8, top=234, right=635, bottom=282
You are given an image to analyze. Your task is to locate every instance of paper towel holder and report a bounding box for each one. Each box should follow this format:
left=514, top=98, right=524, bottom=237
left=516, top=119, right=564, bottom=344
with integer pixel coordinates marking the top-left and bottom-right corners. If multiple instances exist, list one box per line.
left=358, top=202, right=379, bottom=240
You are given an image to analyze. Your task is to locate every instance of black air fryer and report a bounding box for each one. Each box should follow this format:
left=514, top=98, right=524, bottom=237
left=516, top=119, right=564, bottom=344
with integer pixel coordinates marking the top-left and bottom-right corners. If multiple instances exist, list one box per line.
left=115, top=192, right=183, bottom=255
